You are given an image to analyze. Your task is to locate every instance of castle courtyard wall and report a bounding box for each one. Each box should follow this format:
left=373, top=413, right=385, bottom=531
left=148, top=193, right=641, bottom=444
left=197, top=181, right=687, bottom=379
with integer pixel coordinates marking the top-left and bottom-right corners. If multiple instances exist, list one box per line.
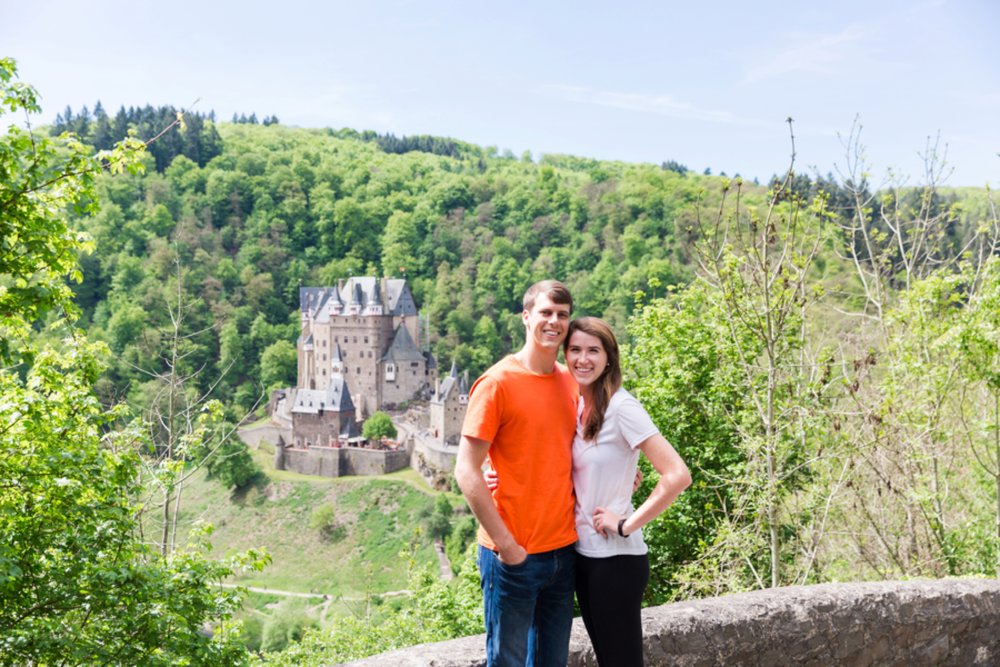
left=276, top=445, right=409, bottom=478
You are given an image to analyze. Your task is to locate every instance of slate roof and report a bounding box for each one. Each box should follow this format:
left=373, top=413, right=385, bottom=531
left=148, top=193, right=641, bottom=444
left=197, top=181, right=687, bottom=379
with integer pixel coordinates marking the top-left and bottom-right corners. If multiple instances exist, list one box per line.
left=291, top=377, right=355, bottom=414
left=434, top=361, right=469, bottom=401
left=299, top=278, right=418, bottom=320
left=381, top=323, right=425, bottom=363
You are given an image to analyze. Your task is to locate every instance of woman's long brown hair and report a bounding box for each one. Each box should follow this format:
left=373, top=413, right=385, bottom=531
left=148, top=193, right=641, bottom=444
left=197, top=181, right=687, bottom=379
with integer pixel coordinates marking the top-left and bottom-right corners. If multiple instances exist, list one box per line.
left=566, top=317, right=622, bottom=441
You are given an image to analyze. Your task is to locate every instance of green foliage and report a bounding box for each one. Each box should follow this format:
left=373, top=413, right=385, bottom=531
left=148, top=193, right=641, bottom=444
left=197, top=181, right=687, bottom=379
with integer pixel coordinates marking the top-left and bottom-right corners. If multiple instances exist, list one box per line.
left=260, top=600, right=317, bottom=653
left=308, top=504, right=346, bottom=543
left=424, top=493, right=454, bottom=541
left=60, top=120, right=731, bottom=417
left=0, top=59, right=269, bottom=665
left=444, top=515, right=479, bottom=574
left=207, top=432, right=261, bottom=490
left=260, top=339, right=298, bottom=391
left=0, top=59, right=135, bottom=362
left=0, top=337, right=262, bottom=666
left=625, top=167, right=836, bottom=596
left=256, top=556, right=483, bottom=665
left=362, top=411, right=398, bottom=441
left=53, top=102, right=224, bottom=171
left=625, top=285, right=748, bottom=601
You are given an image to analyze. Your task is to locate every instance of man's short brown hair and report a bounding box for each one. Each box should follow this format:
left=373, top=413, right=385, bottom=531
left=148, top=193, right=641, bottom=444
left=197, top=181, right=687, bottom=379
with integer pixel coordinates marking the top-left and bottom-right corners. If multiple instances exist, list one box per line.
left=522, top=280, right=573, bottom=314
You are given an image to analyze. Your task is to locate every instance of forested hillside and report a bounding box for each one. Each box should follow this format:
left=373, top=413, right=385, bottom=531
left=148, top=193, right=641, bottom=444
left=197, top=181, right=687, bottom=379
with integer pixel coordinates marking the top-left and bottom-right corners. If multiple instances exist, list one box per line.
left=65, top=116, right=726, bottom=415
left=13, top=89, right=997, bottom=666
left=63, top=110, right=984, bottom=428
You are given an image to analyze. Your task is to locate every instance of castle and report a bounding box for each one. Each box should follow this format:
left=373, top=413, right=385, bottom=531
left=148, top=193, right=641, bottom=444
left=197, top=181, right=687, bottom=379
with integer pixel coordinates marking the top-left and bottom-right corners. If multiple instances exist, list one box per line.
left=264, top=277, right=467, bottom=479
left=296, top=277, right=433, bottom=422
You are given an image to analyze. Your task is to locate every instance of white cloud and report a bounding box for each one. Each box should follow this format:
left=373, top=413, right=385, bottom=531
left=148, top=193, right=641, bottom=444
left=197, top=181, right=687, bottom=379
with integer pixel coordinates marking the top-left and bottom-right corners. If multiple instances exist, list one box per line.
left=543, top=84, right=760, bottom=126
left=740, top=24, right=871, bottom=85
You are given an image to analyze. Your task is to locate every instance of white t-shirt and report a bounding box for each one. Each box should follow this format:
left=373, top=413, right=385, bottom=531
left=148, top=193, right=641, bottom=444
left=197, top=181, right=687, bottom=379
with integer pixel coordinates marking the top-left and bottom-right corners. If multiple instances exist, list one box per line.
left=573, top=387, right=660, bottom=558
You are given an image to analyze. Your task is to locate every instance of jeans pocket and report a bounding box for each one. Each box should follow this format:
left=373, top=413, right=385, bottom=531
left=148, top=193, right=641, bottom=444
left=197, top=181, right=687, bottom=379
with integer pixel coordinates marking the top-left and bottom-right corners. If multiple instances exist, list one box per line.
left=498, top=555, right=528, bottom=571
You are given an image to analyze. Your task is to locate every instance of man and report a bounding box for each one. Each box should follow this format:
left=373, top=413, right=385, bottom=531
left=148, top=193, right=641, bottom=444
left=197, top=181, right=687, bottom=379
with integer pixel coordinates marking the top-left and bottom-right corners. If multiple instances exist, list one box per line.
left=455, top=280, right=579, bottom=667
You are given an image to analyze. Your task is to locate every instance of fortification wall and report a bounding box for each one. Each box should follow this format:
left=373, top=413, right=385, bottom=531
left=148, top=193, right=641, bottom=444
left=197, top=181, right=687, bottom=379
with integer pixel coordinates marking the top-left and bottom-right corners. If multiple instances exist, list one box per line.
left=345, top=578, right=1000, bottom=666
left=413, top=434, right=458, bottom=472
left=282, top=447, right=344, bottom=477
left=341, top=447, right=410, bottom=476
left=237, top=423, right=290, bottom=448
left=277, top=446, right=409, bottom=478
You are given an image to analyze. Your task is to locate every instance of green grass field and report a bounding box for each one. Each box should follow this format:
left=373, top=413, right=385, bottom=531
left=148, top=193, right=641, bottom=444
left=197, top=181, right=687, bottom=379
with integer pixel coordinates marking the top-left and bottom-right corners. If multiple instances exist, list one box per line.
left=170, top=446, right=450, bottom=600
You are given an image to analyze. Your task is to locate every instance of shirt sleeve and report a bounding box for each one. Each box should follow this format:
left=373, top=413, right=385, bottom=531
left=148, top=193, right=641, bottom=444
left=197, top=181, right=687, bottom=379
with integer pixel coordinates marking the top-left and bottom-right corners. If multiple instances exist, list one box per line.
left=616, top=395, right=660, bottom=450
left=462, top=374, right=503, bottom=443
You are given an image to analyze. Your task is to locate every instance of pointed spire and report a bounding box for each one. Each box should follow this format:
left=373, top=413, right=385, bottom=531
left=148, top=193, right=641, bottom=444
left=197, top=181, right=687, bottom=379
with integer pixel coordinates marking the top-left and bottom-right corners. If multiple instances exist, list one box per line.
left=331, top=342, right=344, bottom=374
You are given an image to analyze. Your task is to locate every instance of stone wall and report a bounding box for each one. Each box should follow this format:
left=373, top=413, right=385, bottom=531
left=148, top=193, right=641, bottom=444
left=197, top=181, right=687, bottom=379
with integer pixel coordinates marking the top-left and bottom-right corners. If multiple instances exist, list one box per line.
left=341, top=447, right=409, bottom=476
left=344, top=578, right=1000, bottom=666
left=277, top=446, right=409, bottom=478
left=281, top=446, right=345, bottom=477
left=412, top=434, right=458, bottom=473
left=238, top=423, right=290, bottom=449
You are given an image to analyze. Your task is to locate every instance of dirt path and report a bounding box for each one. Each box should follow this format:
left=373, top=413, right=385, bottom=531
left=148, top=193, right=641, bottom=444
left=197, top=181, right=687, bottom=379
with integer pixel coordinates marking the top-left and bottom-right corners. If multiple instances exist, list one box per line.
left=435, top=539, right=453, bottom=581
left=218, top=583, right=412, bottom=600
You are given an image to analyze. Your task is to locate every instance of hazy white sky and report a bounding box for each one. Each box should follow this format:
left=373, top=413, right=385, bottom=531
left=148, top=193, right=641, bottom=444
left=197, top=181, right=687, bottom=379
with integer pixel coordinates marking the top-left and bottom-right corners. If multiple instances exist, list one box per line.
left=3, top=0, right=998, bottom=186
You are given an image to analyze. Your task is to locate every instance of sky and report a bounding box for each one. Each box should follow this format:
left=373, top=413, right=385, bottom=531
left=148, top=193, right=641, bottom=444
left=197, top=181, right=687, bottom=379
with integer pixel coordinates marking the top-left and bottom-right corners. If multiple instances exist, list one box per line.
left=3, top=0, right=998, bottom=187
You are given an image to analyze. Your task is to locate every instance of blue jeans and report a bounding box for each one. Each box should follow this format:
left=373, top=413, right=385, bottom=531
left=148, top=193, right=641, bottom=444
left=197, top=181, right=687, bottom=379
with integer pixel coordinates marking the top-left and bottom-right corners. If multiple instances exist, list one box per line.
left=477, top=544, right=576, bottom=667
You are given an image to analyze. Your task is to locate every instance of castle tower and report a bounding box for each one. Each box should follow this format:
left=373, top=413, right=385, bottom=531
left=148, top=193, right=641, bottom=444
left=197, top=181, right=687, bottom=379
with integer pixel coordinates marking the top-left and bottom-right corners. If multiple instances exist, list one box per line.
left=290, top=375, right=359, bottom=448
left=430, top=361, right=469, bottom=446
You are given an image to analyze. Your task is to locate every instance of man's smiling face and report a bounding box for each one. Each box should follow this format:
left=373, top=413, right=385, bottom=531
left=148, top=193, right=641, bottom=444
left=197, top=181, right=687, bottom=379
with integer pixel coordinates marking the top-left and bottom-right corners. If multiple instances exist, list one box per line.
left=522, top=293, right=571, bottom=352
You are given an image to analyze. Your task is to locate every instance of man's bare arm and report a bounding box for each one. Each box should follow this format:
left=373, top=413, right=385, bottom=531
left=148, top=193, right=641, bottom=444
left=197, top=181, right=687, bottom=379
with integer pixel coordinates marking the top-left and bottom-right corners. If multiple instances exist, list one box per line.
left=455, top=434, right=527, bottom=565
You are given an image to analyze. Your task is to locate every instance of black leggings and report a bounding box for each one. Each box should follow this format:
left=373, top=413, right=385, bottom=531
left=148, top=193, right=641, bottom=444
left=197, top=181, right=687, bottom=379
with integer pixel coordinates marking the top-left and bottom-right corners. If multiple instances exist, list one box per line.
left=575, top=553, right=650, bottom=667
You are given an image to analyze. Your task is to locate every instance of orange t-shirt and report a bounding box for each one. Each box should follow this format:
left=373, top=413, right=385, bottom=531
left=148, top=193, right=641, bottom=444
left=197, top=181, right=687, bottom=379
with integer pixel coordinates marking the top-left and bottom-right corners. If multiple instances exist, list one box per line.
left=461, top=355, right=579, bottom=554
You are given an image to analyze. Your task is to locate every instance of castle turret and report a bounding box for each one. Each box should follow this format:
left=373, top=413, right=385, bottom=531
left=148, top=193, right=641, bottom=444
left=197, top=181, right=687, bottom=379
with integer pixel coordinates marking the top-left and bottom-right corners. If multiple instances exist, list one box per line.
left=363, top=279, right=384, bottom=316
left=430, top=360, right=467, bottom=446
left=346, top=281, right=363, bottom=315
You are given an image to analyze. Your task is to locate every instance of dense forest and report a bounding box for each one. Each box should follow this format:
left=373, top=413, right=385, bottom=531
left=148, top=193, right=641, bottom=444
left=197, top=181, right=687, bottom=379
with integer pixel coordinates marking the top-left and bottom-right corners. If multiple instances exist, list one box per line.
left=57, top=101, right=949, bottom=418
left=5, top=54, right=1000, bottom=665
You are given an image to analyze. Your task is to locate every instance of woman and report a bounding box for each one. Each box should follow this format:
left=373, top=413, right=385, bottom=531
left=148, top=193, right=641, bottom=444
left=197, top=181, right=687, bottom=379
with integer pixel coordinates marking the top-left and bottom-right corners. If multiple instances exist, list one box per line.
left=565, top=316, right=690, bottom=666
left=488, top=316, right=691, bottom=666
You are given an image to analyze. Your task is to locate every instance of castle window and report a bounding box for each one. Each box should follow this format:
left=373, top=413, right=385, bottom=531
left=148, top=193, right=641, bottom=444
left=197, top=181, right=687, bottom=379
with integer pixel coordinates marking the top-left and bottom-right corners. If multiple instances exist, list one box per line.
left=353, top=336, right=357, bottom=343
left=368, top=351, right=372, bottom=358
left=364, top=336, right=369, bottom=343
left=356, top=367, right=361, bottom=374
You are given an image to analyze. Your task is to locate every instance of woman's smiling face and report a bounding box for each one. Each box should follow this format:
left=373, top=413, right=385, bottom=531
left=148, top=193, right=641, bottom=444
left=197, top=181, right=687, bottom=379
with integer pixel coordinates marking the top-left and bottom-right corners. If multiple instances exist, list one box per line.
left=564, top=329, right=608, bottom=388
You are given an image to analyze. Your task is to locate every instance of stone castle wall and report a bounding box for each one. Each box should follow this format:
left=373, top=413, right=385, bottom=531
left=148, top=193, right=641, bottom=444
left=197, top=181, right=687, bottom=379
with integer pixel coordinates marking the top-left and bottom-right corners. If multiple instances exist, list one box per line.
left=345, top=578, right=1000, bottom=666
left=278, top=446, right=409, bottom=478
left=238, top=423, right=290, bottom=449
left=341, top=447, right=410, bottom=476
